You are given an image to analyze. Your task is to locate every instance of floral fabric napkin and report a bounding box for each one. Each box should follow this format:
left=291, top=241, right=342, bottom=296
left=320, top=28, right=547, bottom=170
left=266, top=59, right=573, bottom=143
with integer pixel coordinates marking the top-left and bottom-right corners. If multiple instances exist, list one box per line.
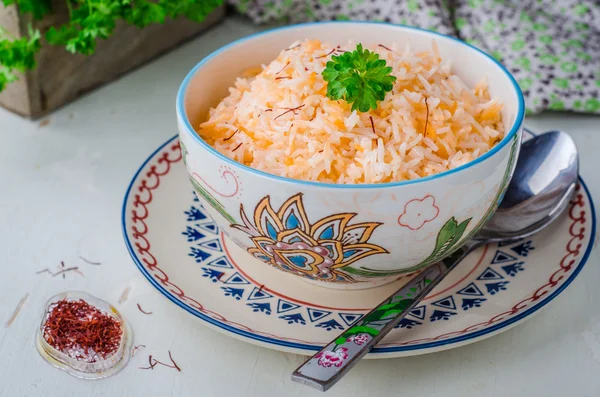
left=229, top=0, right=600, bottom=115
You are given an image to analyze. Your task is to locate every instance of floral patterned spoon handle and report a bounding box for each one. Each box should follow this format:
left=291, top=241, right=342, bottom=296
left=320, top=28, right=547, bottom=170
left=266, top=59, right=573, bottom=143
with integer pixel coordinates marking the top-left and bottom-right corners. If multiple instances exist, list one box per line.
left=291, top=241, right=479, bottom=392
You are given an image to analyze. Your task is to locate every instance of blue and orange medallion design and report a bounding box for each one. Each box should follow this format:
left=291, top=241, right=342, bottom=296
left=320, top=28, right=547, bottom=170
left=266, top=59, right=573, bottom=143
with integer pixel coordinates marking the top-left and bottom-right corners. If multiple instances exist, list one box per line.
left=231, top=193, right=388, bottom=283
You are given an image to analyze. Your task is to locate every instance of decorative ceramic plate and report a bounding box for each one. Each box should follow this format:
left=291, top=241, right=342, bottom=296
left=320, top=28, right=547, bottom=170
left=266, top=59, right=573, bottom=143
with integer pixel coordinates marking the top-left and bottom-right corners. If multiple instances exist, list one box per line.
left=122, top=129, right=595, bottom=358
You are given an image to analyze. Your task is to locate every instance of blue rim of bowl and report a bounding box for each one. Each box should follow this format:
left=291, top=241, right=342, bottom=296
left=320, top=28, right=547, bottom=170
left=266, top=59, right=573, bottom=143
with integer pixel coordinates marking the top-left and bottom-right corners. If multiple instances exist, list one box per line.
left=176, top=21, right=526, bottom=189
left=122, top=129, right=595, bottom=354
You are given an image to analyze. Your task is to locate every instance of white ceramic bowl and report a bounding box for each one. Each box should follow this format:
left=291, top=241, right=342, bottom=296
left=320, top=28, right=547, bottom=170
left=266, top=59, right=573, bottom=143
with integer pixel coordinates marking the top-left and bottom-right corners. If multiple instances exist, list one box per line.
left=176, top=22, right=525, bottom=290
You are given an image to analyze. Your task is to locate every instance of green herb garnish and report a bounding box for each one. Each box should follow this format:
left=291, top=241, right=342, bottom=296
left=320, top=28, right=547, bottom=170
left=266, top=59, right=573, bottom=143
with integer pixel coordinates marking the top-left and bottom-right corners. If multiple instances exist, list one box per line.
left=322, top=44, right=397, bottom=112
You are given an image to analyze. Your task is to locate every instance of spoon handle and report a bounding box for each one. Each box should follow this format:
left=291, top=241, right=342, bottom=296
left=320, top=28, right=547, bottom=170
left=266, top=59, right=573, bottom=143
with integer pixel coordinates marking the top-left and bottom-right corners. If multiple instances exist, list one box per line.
left=291, top=241, right=480, bottom=391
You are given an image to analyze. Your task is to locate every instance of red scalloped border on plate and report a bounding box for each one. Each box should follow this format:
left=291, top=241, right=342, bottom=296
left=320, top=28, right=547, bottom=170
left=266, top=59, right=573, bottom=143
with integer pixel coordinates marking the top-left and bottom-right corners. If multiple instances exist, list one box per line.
left=128, top=140, right=589, bottom=348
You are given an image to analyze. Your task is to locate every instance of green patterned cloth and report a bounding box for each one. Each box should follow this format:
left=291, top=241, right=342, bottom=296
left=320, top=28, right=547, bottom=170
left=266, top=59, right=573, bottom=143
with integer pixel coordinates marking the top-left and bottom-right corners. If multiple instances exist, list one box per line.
left=229, top=0, right=600, bottom=115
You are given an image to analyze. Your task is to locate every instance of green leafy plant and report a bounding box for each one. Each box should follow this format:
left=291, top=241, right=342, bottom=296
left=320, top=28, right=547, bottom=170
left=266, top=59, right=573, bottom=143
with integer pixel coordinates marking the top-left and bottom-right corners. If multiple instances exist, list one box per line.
left=0, top=25, right=40, bottom=91
left=3, top=0, right=51, bottom=19
left=0, top=0, right=222, bottom=92
left=322, top=43, right=397, bottom=112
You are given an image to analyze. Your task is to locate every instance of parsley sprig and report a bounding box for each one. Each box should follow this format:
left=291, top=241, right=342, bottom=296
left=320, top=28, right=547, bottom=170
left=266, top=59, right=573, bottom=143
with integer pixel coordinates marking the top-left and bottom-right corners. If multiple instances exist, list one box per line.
left=0, top=0, right=222, bottom=92
left=322, top=44, right=397, bottom=112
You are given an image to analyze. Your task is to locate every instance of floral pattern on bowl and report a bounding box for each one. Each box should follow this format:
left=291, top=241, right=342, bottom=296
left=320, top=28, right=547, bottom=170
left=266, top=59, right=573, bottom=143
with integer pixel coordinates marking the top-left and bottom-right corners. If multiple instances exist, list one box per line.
left=398, top=195, right=440, bottom=230
left=231, top=193, right=388, bottom=283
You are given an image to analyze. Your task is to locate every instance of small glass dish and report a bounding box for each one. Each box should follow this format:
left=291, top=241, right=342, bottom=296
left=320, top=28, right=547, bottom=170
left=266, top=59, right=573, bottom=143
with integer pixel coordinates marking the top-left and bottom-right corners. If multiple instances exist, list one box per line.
left=35, top=291, right=133, bottom=380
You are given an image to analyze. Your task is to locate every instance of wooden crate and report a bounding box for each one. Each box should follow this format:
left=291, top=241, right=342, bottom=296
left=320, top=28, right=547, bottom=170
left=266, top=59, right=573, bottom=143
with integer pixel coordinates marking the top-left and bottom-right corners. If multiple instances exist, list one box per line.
left=0, top=2, right=225, bottom=118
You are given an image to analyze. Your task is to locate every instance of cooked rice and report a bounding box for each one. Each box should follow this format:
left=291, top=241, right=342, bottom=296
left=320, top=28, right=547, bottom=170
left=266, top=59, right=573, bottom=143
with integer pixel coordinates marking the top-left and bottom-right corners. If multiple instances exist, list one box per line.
left=198, top=39, right=504, bottom=184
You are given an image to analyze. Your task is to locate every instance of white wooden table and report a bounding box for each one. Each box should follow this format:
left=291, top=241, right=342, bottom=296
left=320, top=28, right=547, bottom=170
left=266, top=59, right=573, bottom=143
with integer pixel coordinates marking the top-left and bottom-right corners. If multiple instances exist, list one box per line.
left=1, top=16, right=600, bottom=397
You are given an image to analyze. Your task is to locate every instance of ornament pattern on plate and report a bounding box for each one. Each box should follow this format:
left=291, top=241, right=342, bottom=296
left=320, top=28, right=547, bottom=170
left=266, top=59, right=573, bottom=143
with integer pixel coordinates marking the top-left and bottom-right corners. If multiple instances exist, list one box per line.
left=124, top=134, right=593, bottom=355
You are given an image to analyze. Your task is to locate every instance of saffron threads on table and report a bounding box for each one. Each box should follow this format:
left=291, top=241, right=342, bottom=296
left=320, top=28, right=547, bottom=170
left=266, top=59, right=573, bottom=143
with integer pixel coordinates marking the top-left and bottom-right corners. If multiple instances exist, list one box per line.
left=42, top=299, right=123, bottom=363
left=36, top=261, right=83, bottom=278
left=139, top=351, right=181, bottom=372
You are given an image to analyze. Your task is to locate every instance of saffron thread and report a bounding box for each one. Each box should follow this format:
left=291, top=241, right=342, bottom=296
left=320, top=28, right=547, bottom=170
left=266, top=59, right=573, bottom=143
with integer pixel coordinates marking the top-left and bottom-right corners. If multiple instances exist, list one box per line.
left=36, top=266, right=81, bottom=278
left=137, top=303, right=152, bottom=315
left=274, top=104, right=305, bottom=120
left=5, top=293, right=28, bottom=328
left=223, top=129, right=239, bottom=141
left=152, top=358, right=176, bottom=370
left=424, top=97, right=429, bottom=136
left=139, top=354, right=157, bottom=370
left=369, top=116, right=376, bottom=135
left=232, top=142, right=243, bottom=152
left=275, top=61, right=290, bottom=75
left=132, top=344, right=146, bottom=357
left=378, top=44, right=392, bottom=51
left=79, top=255, right=101, bottom=266
left=316, top=48, right=336, bottom=59
left=169, top=351, right=182, bottom=372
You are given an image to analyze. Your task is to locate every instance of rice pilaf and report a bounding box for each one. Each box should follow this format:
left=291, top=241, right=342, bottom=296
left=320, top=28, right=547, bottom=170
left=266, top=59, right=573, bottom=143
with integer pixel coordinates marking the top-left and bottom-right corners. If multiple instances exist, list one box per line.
left=198, top=39, right=504, bottom=184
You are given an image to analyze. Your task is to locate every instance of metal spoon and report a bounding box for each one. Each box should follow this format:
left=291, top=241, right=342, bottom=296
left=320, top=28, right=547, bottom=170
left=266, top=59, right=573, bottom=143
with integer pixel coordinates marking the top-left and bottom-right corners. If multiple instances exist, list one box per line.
left=292, top=130, right=579, bottom=391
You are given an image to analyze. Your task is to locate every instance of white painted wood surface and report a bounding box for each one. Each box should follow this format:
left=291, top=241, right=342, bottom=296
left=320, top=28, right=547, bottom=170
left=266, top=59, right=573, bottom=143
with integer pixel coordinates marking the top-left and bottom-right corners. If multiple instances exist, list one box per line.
left=1, top=16, right=600, bottom=397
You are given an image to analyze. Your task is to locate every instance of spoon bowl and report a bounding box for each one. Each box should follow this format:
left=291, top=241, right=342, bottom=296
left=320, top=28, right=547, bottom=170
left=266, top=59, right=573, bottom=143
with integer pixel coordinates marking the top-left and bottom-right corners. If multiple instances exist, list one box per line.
left=480, top=130, right=579, bottom=241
